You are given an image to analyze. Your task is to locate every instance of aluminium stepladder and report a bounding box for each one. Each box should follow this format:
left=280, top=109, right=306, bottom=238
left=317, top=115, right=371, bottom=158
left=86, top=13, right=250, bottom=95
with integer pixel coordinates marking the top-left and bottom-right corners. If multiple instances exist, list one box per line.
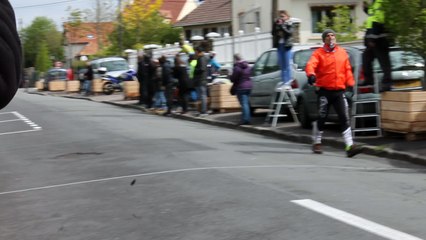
left=265, top=83, right=299, bottom=127
left=350, top=80, right=382, bottom=138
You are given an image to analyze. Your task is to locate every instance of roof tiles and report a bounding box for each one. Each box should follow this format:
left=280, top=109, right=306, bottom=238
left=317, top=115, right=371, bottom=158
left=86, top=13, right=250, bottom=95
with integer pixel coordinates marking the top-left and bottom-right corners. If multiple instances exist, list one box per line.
left=175, top=0, right=231, bottom=27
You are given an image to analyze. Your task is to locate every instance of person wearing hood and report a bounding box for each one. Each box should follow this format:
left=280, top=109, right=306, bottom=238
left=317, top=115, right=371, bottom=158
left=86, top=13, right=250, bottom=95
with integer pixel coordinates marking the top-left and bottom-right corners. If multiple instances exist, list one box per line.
left=0, top=0, right=22, bottom=109
left=230, top=54, right=253, bottom=125
left=305, top=29, right=362, bottom=158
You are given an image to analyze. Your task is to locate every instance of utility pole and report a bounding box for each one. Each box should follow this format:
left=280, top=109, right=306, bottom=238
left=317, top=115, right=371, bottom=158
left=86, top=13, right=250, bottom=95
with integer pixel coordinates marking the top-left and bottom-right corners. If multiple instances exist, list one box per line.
left=118, top=0, right=123, bottom=55
left=272, top=0, right=278, bottom=24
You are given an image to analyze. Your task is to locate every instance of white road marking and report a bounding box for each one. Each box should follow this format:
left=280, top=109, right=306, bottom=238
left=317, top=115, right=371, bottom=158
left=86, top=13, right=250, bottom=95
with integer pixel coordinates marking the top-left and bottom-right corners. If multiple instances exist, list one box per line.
left=0, top=111, right=42, bottom=135
left=0, top=129, right=42, bottom=136
left=0, top=119, right=21, bottom=123
left=0, top=164, right=420, bottom=196
left=291, top=199, right=422, bottom=240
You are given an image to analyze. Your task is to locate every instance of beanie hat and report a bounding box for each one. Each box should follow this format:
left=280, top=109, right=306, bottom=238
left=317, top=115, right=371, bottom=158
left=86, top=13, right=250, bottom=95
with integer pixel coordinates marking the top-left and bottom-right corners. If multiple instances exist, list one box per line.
left=322, top=29, right=336, bottom=42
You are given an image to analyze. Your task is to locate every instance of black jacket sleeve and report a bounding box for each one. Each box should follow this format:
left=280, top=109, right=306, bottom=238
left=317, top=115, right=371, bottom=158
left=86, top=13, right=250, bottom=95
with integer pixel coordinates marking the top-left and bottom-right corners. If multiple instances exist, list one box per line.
left=0, top=0, right=22, bottom=109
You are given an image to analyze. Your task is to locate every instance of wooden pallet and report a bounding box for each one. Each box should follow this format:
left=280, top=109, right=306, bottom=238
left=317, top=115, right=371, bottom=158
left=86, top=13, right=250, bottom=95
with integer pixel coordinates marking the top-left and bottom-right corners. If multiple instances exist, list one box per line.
left=209, top=84, right=240, bottom=112
left=211, top=108, right=240, bottom=113
left=381, top=91, right=426, bottom=140
left=66, top=80, right=80, bottom=92
left=123, top=81, right=140, bottom=100
left=48, top=80, right=66, bottom=91
left=383, top=130, right=426, bottom=141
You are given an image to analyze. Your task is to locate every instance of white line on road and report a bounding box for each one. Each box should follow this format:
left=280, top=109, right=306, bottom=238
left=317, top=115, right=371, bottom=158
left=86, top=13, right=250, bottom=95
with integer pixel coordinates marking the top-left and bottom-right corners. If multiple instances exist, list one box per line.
left=0, top=164, right=420, bottom=196
left=0, top=129, right=41, bottom=136
left=291, top=199, right=423, bottom=240
left=0, top=119, right=21, bottom=123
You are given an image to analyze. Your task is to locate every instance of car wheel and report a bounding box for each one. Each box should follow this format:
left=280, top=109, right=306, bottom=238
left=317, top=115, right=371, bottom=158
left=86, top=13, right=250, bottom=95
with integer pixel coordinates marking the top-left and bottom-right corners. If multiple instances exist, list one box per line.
left=297, top=98, right=312, bottom=129
left=103, top=82, right=114, bottom=95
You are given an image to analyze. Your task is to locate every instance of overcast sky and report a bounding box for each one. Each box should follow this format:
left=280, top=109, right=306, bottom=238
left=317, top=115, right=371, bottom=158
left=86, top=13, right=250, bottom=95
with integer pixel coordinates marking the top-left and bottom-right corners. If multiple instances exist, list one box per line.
left=9, top=0, right=110, bottom=30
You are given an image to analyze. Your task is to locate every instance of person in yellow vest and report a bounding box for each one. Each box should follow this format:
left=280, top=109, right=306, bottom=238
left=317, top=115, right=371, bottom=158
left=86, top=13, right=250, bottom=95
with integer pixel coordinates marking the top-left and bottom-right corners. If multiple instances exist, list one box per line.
left=361, top=0, right=392, bottom=92
left=179, top=40, right=195, bottom=56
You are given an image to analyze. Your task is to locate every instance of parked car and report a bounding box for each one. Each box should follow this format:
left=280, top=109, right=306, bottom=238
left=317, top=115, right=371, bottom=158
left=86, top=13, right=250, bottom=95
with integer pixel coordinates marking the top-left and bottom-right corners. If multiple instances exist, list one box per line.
left=43, top=68, right=70, bottom=90
left=374, top=47, right=425, bottom=91
left=296, top=46, right=425, bottom=128
left=249, top=44, right=321, bottom=113
left=90, top=57, right=131, bottom=79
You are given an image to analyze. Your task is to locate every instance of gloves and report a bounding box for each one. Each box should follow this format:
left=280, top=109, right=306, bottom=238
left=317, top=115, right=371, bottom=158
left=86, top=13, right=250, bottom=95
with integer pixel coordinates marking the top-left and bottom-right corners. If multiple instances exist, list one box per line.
left=307, top=75, right=316, bottom=85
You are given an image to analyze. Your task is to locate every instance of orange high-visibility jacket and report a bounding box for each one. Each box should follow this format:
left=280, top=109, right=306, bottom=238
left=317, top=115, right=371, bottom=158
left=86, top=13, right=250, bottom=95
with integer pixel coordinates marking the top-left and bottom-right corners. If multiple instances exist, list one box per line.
left=305, top=45, right=354, bottom=90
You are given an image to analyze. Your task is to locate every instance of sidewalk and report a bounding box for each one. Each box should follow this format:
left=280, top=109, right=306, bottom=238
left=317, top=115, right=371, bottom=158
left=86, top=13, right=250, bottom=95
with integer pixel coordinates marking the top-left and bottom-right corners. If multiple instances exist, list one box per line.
left=29, top=89, right=426, bottom=166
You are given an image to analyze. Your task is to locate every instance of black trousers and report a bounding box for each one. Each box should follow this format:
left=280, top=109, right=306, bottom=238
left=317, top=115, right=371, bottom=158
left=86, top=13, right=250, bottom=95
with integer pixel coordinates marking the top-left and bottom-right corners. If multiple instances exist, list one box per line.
left=363, top=37, right=392, bottom=85
left=317, top=89, right=350, bottom=132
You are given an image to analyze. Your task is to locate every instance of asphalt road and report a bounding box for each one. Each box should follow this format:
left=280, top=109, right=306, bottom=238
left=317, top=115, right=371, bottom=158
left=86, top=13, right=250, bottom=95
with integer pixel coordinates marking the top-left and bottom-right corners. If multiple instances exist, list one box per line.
left=0, top=91, right=426, bottom=240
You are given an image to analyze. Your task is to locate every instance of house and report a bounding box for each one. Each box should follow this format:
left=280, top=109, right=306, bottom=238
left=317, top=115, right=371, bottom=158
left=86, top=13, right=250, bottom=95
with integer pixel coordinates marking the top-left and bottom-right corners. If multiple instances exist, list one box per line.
left=159, top=0, right=199, bottom=24
left=63, top=22, right=115, bottom=66
left=174, top=0, right=232, bottom=40
left=233, top=0, right=367, bottom=44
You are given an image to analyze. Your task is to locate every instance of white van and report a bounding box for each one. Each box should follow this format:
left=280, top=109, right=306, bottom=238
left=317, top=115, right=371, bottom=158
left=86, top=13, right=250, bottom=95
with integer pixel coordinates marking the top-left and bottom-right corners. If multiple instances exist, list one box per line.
left=90, top=57, right=130, bottom=78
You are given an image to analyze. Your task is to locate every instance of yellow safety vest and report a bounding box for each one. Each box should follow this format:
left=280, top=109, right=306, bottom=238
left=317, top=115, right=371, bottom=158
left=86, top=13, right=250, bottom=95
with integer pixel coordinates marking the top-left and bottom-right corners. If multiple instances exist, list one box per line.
left=366, top=0, right=385, bottom=29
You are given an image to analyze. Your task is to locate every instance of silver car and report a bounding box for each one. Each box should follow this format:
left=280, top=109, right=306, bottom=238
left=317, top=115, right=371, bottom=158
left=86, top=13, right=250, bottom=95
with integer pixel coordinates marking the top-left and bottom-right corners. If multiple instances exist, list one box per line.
left=250, top=45, right=321, bottom=112
left=375, top=47, right=424, bottom=91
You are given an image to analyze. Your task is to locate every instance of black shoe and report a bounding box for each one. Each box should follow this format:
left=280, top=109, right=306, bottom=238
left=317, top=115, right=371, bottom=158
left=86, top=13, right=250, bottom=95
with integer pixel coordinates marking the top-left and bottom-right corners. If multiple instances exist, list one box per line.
left=238, top=121, right=251, bottom=126
left=346, top=144, right=362, bottom=158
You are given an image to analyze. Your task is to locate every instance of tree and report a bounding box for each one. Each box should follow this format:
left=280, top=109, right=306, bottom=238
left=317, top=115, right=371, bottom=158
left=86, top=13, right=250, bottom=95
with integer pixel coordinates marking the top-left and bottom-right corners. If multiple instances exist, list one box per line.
left=122, top=0, right=163, bottom=43
left=35, top=41, right=51, bottom=73
left=20, top=17, right=64, bottom=68
left=317, top=5, right=360, bottom=42
left=106, top=0, right=181, bottom=52
left=383, top=0, right=426, bottom=89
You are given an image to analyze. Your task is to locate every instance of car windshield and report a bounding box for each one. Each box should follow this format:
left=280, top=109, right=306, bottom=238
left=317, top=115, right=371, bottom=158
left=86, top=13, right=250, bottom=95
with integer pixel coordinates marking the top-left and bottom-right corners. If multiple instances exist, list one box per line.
left=293, top=49, right=315, bottom=70
left=47, top=69, right=67, bottom=80
left=100, top=60, right=128, bottom=71
left=373, top=50, right=424, bottom=71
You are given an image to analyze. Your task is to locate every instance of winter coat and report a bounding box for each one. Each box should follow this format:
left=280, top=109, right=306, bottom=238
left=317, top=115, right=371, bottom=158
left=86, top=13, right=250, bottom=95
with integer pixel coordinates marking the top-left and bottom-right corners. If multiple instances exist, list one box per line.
left=0, top=0, right=22, bottom=109
left=305, top=45, right=354, bottom=91
left=173, top=64, right=192, bottom=91
left=230, top=61, right=252, bottom=90
left=193, top=55, right=208, bottom=87
left=161, top=61, right=173, bottom=87
left=272, top=20, right=294, bottom=49
left=84, top=66, right=94, bottom=81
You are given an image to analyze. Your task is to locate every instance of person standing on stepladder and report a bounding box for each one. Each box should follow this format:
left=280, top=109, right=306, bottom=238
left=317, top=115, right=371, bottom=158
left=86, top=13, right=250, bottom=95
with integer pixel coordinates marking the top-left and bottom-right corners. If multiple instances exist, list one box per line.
left=305, top=29, right=362, bottom=158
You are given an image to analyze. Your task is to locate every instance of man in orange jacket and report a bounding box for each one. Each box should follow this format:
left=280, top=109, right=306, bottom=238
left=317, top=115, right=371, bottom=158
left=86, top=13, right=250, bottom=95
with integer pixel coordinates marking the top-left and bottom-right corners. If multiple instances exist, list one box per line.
left=305, top=29, right=362, bottom=158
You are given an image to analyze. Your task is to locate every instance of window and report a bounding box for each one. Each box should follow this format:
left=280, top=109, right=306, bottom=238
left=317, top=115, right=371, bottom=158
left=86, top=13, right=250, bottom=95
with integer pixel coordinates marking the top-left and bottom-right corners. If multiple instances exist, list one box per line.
left=293, top=49, right=315, bottom=71
left=218, top=27, right=229, bottom=36
left=264, top=51, right=279, bottom=74
left=253, top=52, right=269, bottom=76
left=311, top=5, right=355, bottom=33
left=238, top=8, right=261, bottom=33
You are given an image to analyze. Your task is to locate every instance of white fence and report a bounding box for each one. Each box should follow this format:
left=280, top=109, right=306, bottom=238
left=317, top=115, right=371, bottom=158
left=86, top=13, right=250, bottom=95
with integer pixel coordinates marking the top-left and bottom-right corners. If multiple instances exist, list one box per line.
left=213, top=30, right=272, bottom=66
left=150, top=30, right=273, bottom=67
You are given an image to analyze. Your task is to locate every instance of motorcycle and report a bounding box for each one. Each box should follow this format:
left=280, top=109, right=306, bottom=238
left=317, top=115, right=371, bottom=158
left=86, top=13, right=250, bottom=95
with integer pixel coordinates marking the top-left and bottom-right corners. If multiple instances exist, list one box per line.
left=99, top=68, right=137, bottom=95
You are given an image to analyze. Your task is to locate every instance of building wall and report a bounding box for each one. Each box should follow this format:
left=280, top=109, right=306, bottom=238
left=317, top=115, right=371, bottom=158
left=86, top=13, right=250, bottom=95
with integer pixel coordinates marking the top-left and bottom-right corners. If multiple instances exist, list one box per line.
left=233, top=0, right=366, bottom=44
left=232, top=0, right=272, bottom=37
